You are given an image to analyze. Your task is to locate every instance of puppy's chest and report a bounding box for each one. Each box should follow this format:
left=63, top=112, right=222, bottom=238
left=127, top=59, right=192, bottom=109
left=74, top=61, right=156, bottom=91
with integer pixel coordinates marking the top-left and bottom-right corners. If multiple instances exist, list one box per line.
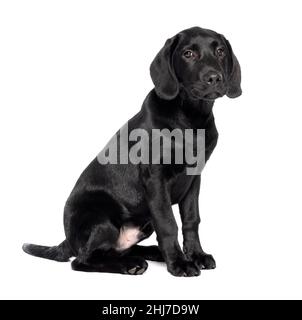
left=168, top=127, right=218, bottom=203
left=174, top=113, right=219, bottom=158
left=171, top=125, right=218, bottom=163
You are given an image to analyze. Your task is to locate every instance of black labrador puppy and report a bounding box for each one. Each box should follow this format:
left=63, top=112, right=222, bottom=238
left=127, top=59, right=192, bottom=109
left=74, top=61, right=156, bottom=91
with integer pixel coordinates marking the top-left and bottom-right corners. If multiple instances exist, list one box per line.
left=23, top=27, right=241, bottom=276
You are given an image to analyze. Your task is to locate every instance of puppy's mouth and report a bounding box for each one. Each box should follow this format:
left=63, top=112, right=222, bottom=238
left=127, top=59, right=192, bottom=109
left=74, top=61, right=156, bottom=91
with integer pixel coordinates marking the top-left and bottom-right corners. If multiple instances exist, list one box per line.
left=190, top=87, right=225, bottom=101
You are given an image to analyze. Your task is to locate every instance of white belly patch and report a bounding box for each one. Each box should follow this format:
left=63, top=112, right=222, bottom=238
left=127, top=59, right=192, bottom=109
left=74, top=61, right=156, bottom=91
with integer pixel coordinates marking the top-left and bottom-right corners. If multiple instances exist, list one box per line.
left=116, top=226, right=141, bottom=251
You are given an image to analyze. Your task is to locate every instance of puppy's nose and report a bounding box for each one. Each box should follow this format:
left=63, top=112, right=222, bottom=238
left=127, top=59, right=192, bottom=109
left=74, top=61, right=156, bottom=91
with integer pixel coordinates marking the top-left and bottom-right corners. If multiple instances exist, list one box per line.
left=204, top=72, right=223, bottom=86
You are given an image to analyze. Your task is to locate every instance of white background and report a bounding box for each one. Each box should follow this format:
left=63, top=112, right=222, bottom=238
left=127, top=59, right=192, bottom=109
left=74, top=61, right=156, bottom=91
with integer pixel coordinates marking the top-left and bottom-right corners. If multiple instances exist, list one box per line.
left=0, top=0, right=302, bottom=300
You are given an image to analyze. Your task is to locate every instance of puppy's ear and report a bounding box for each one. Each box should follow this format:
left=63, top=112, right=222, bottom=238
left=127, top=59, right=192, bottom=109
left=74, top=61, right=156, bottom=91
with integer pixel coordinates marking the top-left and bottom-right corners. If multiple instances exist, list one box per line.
left=150, top=34, right=181, bottom=100
left=225, top=39, right=242, bottom=98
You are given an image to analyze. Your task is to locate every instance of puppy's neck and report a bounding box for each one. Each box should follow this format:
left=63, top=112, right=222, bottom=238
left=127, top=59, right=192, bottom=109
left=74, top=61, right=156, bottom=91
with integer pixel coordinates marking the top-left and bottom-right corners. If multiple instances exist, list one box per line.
left=183, top=98, right=213, bottom=115
left=149, top=89, right=215, bottom=127
left=177, top=92, right=214, bottom=122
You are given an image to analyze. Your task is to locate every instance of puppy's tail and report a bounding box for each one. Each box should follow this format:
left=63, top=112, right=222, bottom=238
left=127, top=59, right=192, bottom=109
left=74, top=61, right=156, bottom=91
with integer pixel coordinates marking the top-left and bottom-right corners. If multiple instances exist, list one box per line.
left=22, top=239, right=73, bottom=262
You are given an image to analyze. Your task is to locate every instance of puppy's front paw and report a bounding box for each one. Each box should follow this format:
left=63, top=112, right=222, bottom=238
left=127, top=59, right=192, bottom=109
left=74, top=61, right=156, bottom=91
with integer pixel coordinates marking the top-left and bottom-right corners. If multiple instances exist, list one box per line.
left=167, top=257, right=200, bottom=277
left=192, top=252, right=216, bottom=270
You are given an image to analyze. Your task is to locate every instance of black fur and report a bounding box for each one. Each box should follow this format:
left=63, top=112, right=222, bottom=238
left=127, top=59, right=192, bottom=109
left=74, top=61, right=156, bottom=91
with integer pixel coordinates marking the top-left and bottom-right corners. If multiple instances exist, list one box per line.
left=23, top=27, right=241, bottom=276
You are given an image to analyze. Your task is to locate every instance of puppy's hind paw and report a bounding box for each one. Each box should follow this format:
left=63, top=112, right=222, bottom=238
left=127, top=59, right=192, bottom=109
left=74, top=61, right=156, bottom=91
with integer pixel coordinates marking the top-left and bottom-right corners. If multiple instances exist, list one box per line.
left=124, top=257, right=148, bottom=275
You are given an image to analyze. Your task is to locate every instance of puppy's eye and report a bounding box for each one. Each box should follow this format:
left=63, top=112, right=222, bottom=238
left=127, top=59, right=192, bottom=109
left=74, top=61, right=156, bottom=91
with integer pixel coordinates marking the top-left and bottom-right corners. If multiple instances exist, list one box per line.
left=216, top=47, right=225, bottom=58
left=183, top=50, right=194, bottom=59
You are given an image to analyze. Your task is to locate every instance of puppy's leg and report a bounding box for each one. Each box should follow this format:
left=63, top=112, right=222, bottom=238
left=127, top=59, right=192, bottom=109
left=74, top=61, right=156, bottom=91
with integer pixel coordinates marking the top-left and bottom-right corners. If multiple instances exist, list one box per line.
left=125, top=221, right=164, bottom=262
left=127, top=245, right=164, bottom=262
left=179, top=176, right=216, bottom=270
left=72, top=222, right=148, bottom=275
left=141, top=166, right=200, bottom=277
left=72, top=255, right=148, bottom=275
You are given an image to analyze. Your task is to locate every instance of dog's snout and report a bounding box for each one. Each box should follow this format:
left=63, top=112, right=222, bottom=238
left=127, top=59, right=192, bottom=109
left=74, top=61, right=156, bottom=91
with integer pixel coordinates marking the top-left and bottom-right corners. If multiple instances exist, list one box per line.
left=203, top=72, right=223, bottom=86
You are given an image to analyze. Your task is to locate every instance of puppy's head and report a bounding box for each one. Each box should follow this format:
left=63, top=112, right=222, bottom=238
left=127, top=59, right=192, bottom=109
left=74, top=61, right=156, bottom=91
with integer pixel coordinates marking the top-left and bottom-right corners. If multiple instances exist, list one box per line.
left=150, top=27, right=242, bottom=101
